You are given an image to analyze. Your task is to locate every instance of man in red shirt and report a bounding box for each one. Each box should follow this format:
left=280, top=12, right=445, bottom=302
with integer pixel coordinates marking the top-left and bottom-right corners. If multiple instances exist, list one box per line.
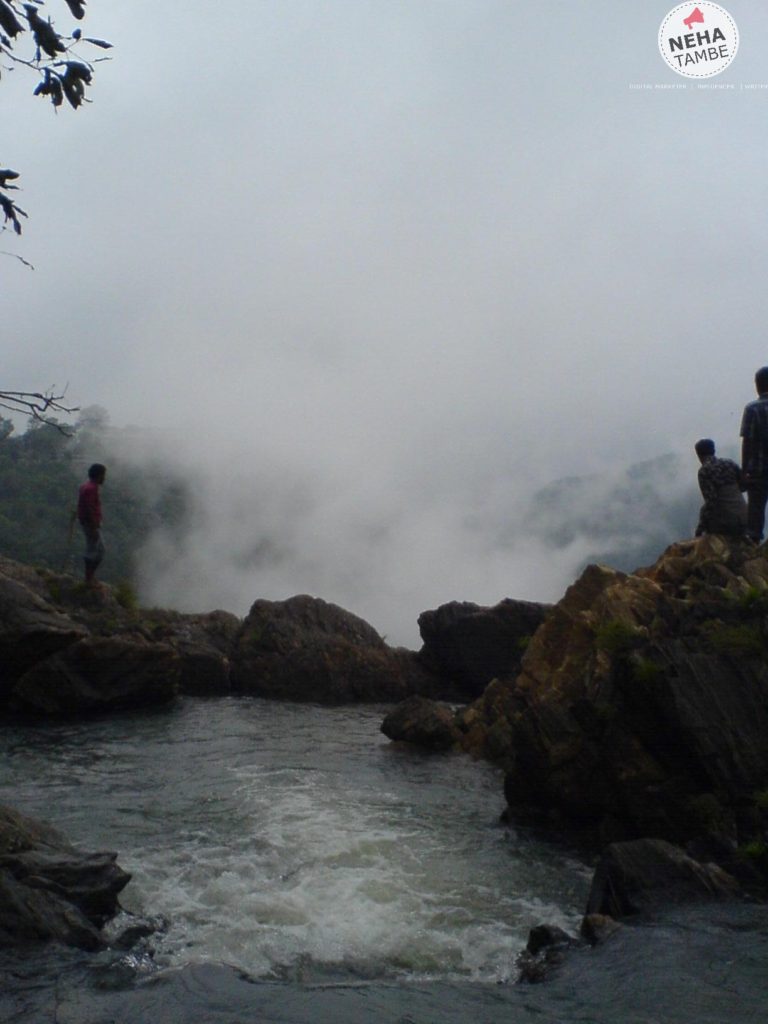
left=77, top=463, right=107, bottom=585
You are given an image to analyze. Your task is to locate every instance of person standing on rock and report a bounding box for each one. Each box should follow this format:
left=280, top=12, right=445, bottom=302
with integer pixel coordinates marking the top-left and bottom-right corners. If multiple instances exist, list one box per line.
left=741, top=366, right=768, bottom=541
left=77, top=463, right=107, bottom=586
left=694, top=439, right=747, bottom=539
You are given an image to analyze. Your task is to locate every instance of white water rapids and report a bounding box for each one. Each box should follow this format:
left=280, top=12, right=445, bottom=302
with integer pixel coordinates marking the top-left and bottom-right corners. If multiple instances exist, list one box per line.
left=1, top=697, right=590, bottom=982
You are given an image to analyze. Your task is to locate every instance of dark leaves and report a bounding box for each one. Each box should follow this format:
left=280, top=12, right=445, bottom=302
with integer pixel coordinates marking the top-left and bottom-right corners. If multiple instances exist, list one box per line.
left=63, top=0, right=86, bottom=19
left=33, top=67, right=63, bottom=106
left=23, top=4, right=66, bottom=58
left=33, top=62, right=93, bottom=109
left=0, top=0, right=23, bottom=39
left=60, top=59, right=91, bottom=108
left=0, top=192, right=28, bottom=235
left=5, top=2, right=113, bottom=238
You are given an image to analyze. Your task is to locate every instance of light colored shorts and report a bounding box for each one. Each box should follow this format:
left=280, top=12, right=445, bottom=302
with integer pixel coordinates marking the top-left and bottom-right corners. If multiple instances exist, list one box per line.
left=82, top=527, right=105, bottom=566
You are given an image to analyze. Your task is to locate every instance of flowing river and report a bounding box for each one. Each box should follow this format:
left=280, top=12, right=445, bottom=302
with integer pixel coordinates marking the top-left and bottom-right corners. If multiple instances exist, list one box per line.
left=1, top=697, right=766, bottom=1023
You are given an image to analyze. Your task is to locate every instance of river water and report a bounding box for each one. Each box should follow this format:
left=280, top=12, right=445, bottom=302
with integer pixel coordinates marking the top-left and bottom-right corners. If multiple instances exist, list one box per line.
left=1, top=697, right=766, bottom=1023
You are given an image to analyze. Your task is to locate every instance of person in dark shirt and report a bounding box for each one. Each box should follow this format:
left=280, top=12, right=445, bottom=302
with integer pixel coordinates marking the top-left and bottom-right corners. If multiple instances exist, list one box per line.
left=77, top=463, right=106, bottom=585
left=694, top=439, right=747, bottom=539
left=740, top=366, right=768, bottom=541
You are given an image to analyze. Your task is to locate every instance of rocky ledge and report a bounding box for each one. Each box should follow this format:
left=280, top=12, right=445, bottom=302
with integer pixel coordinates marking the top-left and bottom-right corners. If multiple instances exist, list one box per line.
left=0, top=558, right=451, bottom=715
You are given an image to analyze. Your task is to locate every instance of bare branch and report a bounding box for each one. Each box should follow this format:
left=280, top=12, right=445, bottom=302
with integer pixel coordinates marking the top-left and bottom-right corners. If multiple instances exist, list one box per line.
left=0, top=249, right=34, bottom=268
left=0, top=388, right=79, bottom=433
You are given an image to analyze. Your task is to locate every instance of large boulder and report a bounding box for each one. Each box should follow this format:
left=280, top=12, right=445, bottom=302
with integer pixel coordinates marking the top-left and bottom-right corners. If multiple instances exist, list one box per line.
left=585, top=838, right=740, bottom=918
left=460, top=537, right=768, bottom=848
left=417, top=598, right=551, bottom=699
left=0, top=575, right=88, bottom=706
left=231, top=595, right=438, bottom=703
left=0, top=804, right=130, bottom=950
left=9, top=636, right=180, bottom=716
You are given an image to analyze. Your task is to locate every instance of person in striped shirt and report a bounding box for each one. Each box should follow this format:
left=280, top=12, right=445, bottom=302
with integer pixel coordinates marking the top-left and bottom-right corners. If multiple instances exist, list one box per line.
left=740, top=367, right=768, bottom=542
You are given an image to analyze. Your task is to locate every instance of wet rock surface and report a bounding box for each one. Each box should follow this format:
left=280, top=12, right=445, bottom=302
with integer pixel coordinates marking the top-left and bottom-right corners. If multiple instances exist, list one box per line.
left=0, top=804, right=130, bottom=950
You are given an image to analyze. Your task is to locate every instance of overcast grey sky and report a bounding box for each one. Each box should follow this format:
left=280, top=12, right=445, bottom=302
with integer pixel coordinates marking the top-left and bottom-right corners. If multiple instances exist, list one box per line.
left=3, top=1, right=768, bottom=643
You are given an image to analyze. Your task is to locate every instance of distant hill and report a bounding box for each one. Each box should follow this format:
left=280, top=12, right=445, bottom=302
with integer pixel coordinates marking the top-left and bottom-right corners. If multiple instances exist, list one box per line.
left=522, top=453, right=702, bottom=573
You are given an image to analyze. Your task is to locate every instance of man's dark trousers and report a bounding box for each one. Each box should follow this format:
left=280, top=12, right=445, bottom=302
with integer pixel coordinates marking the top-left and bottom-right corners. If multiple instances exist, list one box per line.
left=747, top=480, right=768, bottom=541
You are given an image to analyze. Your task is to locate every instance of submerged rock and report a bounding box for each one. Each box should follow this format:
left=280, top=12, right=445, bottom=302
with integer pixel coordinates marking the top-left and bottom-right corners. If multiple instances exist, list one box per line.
left=0, top=805, right=130, bottom=950
left=231, top=594, right=439, bottom=703
left=585, top=838, right=741, bottom=918
left=517, top=923, right=576, bottom=984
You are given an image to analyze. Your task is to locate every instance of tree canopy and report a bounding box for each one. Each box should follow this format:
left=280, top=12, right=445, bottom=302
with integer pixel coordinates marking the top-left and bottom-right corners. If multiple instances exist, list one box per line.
left=1, top=0, right=111, bottom=236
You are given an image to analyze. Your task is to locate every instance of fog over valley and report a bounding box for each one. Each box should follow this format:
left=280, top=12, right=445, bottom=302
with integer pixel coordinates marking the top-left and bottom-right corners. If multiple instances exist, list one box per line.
left=4, top=1, right=768, bottom=643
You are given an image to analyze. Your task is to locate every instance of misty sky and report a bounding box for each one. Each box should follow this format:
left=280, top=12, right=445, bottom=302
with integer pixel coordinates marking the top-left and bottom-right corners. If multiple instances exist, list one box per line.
left=3, top=1, right=768, bottom=644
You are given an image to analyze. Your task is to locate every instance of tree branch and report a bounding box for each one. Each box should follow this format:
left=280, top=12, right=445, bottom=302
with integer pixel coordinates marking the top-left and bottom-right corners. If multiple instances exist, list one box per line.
left=0, top=389, right=79, bottom=432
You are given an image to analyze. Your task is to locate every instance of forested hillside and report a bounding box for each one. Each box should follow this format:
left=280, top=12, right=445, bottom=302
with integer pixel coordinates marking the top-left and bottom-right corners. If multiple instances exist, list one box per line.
left=0, top=408, right=190, bottom=585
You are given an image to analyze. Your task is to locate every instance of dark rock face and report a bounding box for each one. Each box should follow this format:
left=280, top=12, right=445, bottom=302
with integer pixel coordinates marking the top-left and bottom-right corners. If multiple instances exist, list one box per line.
left=458, top=537, right=768, bottom=848
left=0, top=805, right=130, bottom=950
left=231, top=595, right=439, bottom=703
left=381, top=696, right=461, bottom=751
left=10, top=637, right=180, bottom=716
left=0, top=576, right=88, bottom=705
left=417, top=598, right=551, bottom=700
left=585, top=839, right=740, bottom=918
left=620, top=636, right=768, bottom=801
